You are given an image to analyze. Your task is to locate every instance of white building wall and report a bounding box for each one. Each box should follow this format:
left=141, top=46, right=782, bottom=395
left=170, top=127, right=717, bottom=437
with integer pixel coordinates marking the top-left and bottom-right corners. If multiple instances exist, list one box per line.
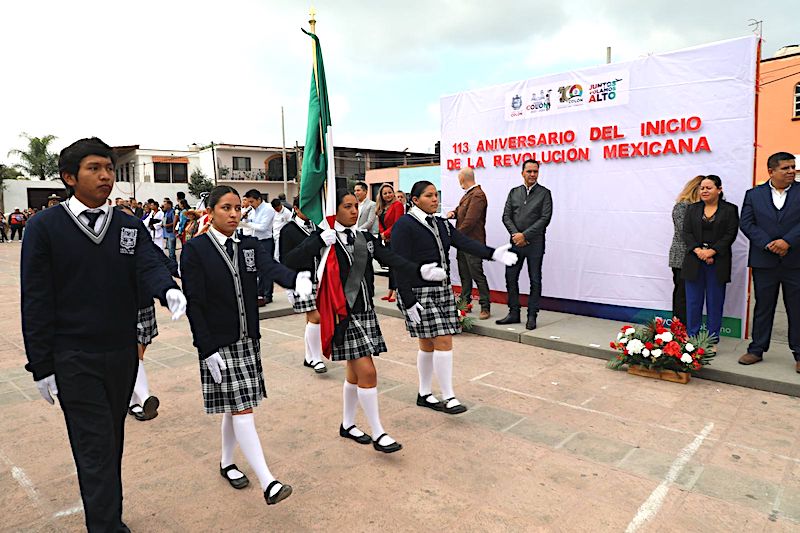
left=3, top=180, right=66, bottom=213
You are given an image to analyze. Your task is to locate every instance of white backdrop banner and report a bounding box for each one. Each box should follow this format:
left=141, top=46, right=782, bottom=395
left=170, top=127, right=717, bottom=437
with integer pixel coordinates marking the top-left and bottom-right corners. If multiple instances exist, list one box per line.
left=440, top=36, right=758, bottom=337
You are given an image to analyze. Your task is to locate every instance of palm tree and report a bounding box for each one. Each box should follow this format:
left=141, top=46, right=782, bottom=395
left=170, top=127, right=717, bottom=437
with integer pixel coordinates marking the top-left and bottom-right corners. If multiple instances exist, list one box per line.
left=7, top=133, right=59, bottom=180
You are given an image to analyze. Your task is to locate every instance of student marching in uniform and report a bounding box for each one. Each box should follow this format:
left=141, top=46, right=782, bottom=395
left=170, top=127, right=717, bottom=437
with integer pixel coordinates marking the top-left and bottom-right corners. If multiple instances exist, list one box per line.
left=116, top=205, right=180, bottom=421
left=285, top=189, right=447, bottom=453
left=391, top=180, right=518, bottom=414
left=180, top=186, right=313, bottom=506
left=279, top=196, right=327, bottom=374
left=21, top=137, right=186, bottom=532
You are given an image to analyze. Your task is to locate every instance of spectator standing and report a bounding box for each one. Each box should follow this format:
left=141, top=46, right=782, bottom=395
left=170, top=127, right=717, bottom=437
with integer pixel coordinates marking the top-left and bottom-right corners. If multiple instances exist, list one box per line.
left=496, top=159, right=553, bottom=330
left=447, top=168, right=491, bottom=319
left=162, top=199, right=177, bottom=260
left=271, top=198, right=293, bottom=261
left=738, top=152, right=800, bottom=368
left=8, top=207, right=25, bottom=240
left=681, top=175, right=740, bottom=341
left=668, top=176, right=704, bottom=324
left=354, top=181, right=378, bottom=234
left=239, top=190, right=276, bottom=306
left=144, top=199, right=164, bottom=251
left=376, top=183, right=404, bottom=302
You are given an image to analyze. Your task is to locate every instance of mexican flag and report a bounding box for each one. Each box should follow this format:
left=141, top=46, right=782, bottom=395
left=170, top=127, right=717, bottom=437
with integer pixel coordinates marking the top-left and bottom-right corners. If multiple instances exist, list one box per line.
left=300, top=30, right=345, bottom=357
left=299, top=29, right=335, bottom=224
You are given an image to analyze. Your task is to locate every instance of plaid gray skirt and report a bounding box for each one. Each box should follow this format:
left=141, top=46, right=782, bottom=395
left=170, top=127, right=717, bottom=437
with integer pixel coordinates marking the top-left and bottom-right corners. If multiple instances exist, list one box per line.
left=136, top=305, right=159, bottom=346
left=199, top=337, right=266, bottom=414
left=292, top=283, right=318, bottom=313
left=397, top=285, right=462, bottom=338
left=331, top=309, right=387, bottom=361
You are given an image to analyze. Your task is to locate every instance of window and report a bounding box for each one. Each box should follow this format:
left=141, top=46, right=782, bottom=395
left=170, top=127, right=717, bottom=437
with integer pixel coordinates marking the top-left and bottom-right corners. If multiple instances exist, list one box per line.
left=153, top=162, right=188, bottom=183
left=795, top=83, right=800, bottom=118
left=233, top=157, right=251, bottom=171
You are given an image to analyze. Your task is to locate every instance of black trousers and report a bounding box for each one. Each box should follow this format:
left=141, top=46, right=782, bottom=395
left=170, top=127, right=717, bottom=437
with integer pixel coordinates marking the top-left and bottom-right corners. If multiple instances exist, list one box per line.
left=457, top=250, right=490, bottom=311
left=10, top=226, right=23, bottom=240
left=672, top=268, right=687, bottom=324
left=54, top=346, right=138, bottom=533
left=748, top=265, right=800, bottom=360
left=257, top=238, right=274, bottom=299
left=505, top=242, right=544, bottom=315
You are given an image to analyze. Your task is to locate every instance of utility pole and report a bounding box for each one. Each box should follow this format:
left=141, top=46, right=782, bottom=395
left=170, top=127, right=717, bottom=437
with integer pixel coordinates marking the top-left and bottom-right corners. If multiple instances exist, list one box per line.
left=606, top=46, right=611, bottom=64
left=281, top=106, right=288, bottom=198
left=211, top=141, right=218, bottom=186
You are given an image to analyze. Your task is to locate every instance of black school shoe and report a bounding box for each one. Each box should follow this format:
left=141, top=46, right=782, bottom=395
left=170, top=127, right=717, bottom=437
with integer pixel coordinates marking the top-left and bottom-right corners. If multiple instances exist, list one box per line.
left=416, top=393, right=444, bottom=411
left=220, top=463, right=250, bottom=489
left=372, top=433, right=402, bottom=453
left=441, top=397, right=468, bottom=415
left=339, top=424, right=372, bottom=444
left=303, top=359, right=328, bottom=374
left=264, top=480, right=292, bottom=505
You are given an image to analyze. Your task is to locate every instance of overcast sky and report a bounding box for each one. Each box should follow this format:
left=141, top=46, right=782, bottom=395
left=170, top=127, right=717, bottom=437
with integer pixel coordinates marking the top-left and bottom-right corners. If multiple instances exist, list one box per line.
left=0, top=1, right=794, bottom=167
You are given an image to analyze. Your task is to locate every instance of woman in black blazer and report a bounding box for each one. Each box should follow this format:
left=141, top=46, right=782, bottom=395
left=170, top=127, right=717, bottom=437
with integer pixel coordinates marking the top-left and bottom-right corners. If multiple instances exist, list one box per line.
left=181, top=186, right=312, bottom=506
left=681, top=175, right=740, bottom=341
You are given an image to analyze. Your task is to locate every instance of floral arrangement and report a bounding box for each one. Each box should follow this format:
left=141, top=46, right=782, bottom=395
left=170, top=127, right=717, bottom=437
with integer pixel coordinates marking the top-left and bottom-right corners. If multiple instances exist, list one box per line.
left=456, top=300, right=476, bottom=331
left=607, top=317, right=715, bottom=373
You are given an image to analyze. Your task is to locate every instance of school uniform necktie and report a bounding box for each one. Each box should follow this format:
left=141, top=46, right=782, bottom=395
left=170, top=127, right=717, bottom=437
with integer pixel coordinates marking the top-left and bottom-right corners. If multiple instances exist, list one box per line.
left=83, top=209, right=103, bottom=232
left=225, top=238, right=235, bottom=260
left=344, top=229, right=355, bottom=245
left=425, top=215, right=435, bottom=227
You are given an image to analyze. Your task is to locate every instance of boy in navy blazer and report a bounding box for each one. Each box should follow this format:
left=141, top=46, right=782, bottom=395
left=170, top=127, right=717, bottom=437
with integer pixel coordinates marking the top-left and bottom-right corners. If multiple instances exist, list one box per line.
left=21, top=137, right=187, bottom=532
left=738, top=152, right=800, bottom=370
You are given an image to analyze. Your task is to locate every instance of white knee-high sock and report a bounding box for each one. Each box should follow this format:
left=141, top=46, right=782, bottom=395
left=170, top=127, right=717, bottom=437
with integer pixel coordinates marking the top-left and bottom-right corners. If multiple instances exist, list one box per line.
left=132, top=360, right=150, bottom=405
left=342, top=381, right=365, bottom=437
left=306, top=323, right=323, bottom=364
left=433, top=350, right=456, bottom=402
left=357, top=386, right=394, bottom=445
left=417, top=350, right=434, bottom=397
left=220, top=413, right=237, bottom=466
left=231, top=414, right=279, bottom=495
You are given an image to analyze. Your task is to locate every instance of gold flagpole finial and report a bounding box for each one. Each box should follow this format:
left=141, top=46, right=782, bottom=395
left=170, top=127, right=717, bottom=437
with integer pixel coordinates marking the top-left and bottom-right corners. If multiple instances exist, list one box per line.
left=309, top=6, right=317, bottom=33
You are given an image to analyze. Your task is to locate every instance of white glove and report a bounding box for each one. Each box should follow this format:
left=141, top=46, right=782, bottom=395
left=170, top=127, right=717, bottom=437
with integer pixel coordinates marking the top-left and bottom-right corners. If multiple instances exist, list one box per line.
left=166, top=288, right=187, bottom=321
left=286, top=291, right=296, bottom=305
left=36, top=375, right=58, bottom=405
left=420, top=263, right=447, bottom=282
left=320, top=229, right=337, bottom=246
left=205, top=352, right=227, bottom=384
left=492, top=243, right=519, bottom=267
left=406, top=302, right=424, bottom=325
left=295, top=271, right=313, bottom=298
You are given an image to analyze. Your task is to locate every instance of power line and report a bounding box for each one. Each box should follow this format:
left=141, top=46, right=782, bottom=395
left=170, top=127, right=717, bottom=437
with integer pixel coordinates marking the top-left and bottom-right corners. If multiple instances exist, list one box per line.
left=760, top=70, right=800, bottom=86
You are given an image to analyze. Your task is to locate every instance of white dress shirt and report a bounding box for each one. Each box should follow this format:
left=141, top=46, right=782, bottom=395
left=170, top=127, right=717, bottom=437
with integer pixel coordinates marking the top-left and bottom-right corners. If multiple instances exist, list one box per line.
left=239, top=205, right=255, bottom=237
left=272, top=206, right=293, bottom=240
left=66, top=196, right=110, bottom=233
left=208, top=225, right=240, bottom=245
left=769, top=180, right=792, bottom=210
left=239, top=201, right=274, bottom=240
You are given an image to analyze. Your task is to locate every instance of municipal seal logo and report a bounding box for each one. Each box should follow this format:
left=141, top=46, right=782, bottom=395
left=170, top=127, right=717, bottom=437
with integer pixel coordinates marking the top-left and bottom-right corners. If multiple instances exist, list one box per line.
left=243, top=249, right=257, bottom=271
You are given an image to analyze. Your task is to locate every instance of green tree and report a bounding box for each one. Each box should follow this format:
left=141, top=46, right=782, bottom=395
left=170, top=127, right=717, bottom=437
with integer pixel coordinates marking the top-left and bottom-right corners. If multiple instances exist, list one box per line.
left=188, top=168, right=213, bottom=198
left=7, top=133, right=59, bottom=180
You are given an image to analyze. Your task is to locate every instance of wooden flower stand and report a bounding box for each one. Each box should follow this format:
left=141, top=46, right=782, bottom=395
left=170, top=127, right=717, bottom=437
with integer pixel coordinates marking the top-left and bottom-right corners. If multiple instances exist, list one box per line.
left=627, top=365, right=690, bottom=384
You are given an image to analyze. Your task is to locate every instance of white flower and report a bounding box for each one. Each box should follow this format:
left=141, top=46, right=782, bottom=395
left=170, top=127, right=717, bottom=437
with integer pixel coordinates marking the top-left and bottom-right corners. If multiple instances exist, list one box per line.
left=680, top=353, right=693, bottom=364
left=685, top=343, right=695, bottom=352
left=617, top=332, right=623, bottom=341
left=652, top=349, right=662, bottom=359
left=625, top=327, right=636, bottom=336
left=626, top=339, right=644, bottom=354
left=620, top=337, right=629, bottom=344
left=659, top=332, right=673, bottom=343
left=642, top=348, right=651, bottom=358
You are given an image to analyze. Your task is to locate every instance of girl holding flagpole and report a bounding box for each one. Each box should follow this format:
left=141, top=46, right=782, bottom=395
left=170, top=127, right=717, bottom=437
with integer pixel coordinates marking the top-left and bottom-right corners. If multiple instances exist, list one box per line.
left=279, top=196, right=327, bottom=374
left=391, top=180, right=518, bottom=414
left=180, top=185, right=313, bottom=506
left=285, top=189, right=447, bottom=453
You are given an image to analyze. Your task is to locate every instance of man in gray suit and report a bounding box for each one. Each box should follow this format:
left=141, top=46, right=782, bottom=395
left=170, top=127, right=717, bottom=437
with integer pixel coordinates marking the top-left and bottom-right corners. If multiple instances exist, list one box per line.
left=496, top=159, right=553, bottom=330
left=354, top=181, right=378, bottom=234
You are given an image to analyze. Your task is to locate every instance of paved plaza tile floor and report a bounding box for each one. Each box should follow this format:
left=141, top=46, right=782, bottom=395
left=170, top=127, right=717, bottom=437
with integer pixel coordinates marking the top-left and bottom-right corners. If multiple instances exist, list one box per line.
left=1, top=240, right=800, bottom=532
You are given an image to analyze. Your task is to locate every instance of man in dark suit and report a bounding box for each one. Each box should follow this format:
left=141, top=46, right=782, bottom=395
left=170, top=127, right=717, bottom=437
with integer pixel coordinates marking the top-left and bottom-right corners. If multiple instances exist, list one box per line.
left=447, top=168, right=491, bottom=319
left=496, top=159, right=553, bottom=330
left=739, top=152, right=800, bottom=370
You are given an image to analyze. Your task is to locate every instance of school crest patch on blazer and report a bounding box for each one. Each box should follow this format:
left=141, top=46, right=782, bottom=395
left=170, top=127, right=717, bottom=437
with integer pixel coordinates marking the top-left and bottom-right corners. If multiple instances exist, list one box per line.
left=243, top=249, right=257, bottom=271
left=120, top=228, right=137, bottom=255
left=366, top=240, right=375, bottom=254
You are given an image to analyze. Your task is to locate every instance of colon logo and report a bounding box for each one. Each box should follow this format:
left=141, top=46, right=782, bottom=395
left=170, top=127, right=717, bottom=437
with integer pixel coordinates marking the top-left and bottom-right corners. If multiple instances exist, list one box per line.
left=511, top=94, right=523, bottom=110
left=527, top=89, right=552, bottom=112
left=558, top=84, right=583, bottom=104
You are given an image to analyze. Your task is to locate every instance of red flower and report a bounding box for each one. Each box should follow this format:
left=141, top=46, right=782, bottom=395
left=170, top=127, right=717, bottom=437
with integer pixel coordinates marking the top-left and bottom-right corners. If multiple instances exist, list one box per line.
left=610, top=341, right=617, bottom=349
left=459, top=310, right=467, bottom=317
left=621, top=325, right=633, bottom=332
left=697, top=348, right=705, bottom=356
left=645, top=342, right=654, bottom=350
left=656, top=326, right=667, bottom=334
left=692, top=361, right=701, bottom=370
left=663, top=341, right=681, bottom=357
left=655, top=338, right=664, bottom=345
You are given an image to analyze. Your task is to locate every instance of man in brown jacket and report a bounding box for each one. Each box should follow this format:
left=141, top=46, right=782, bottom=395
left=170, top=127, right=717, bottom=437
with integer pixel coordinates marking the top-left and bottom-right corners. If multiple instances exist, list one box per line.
left=447, top=168, right=491, bottom=319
